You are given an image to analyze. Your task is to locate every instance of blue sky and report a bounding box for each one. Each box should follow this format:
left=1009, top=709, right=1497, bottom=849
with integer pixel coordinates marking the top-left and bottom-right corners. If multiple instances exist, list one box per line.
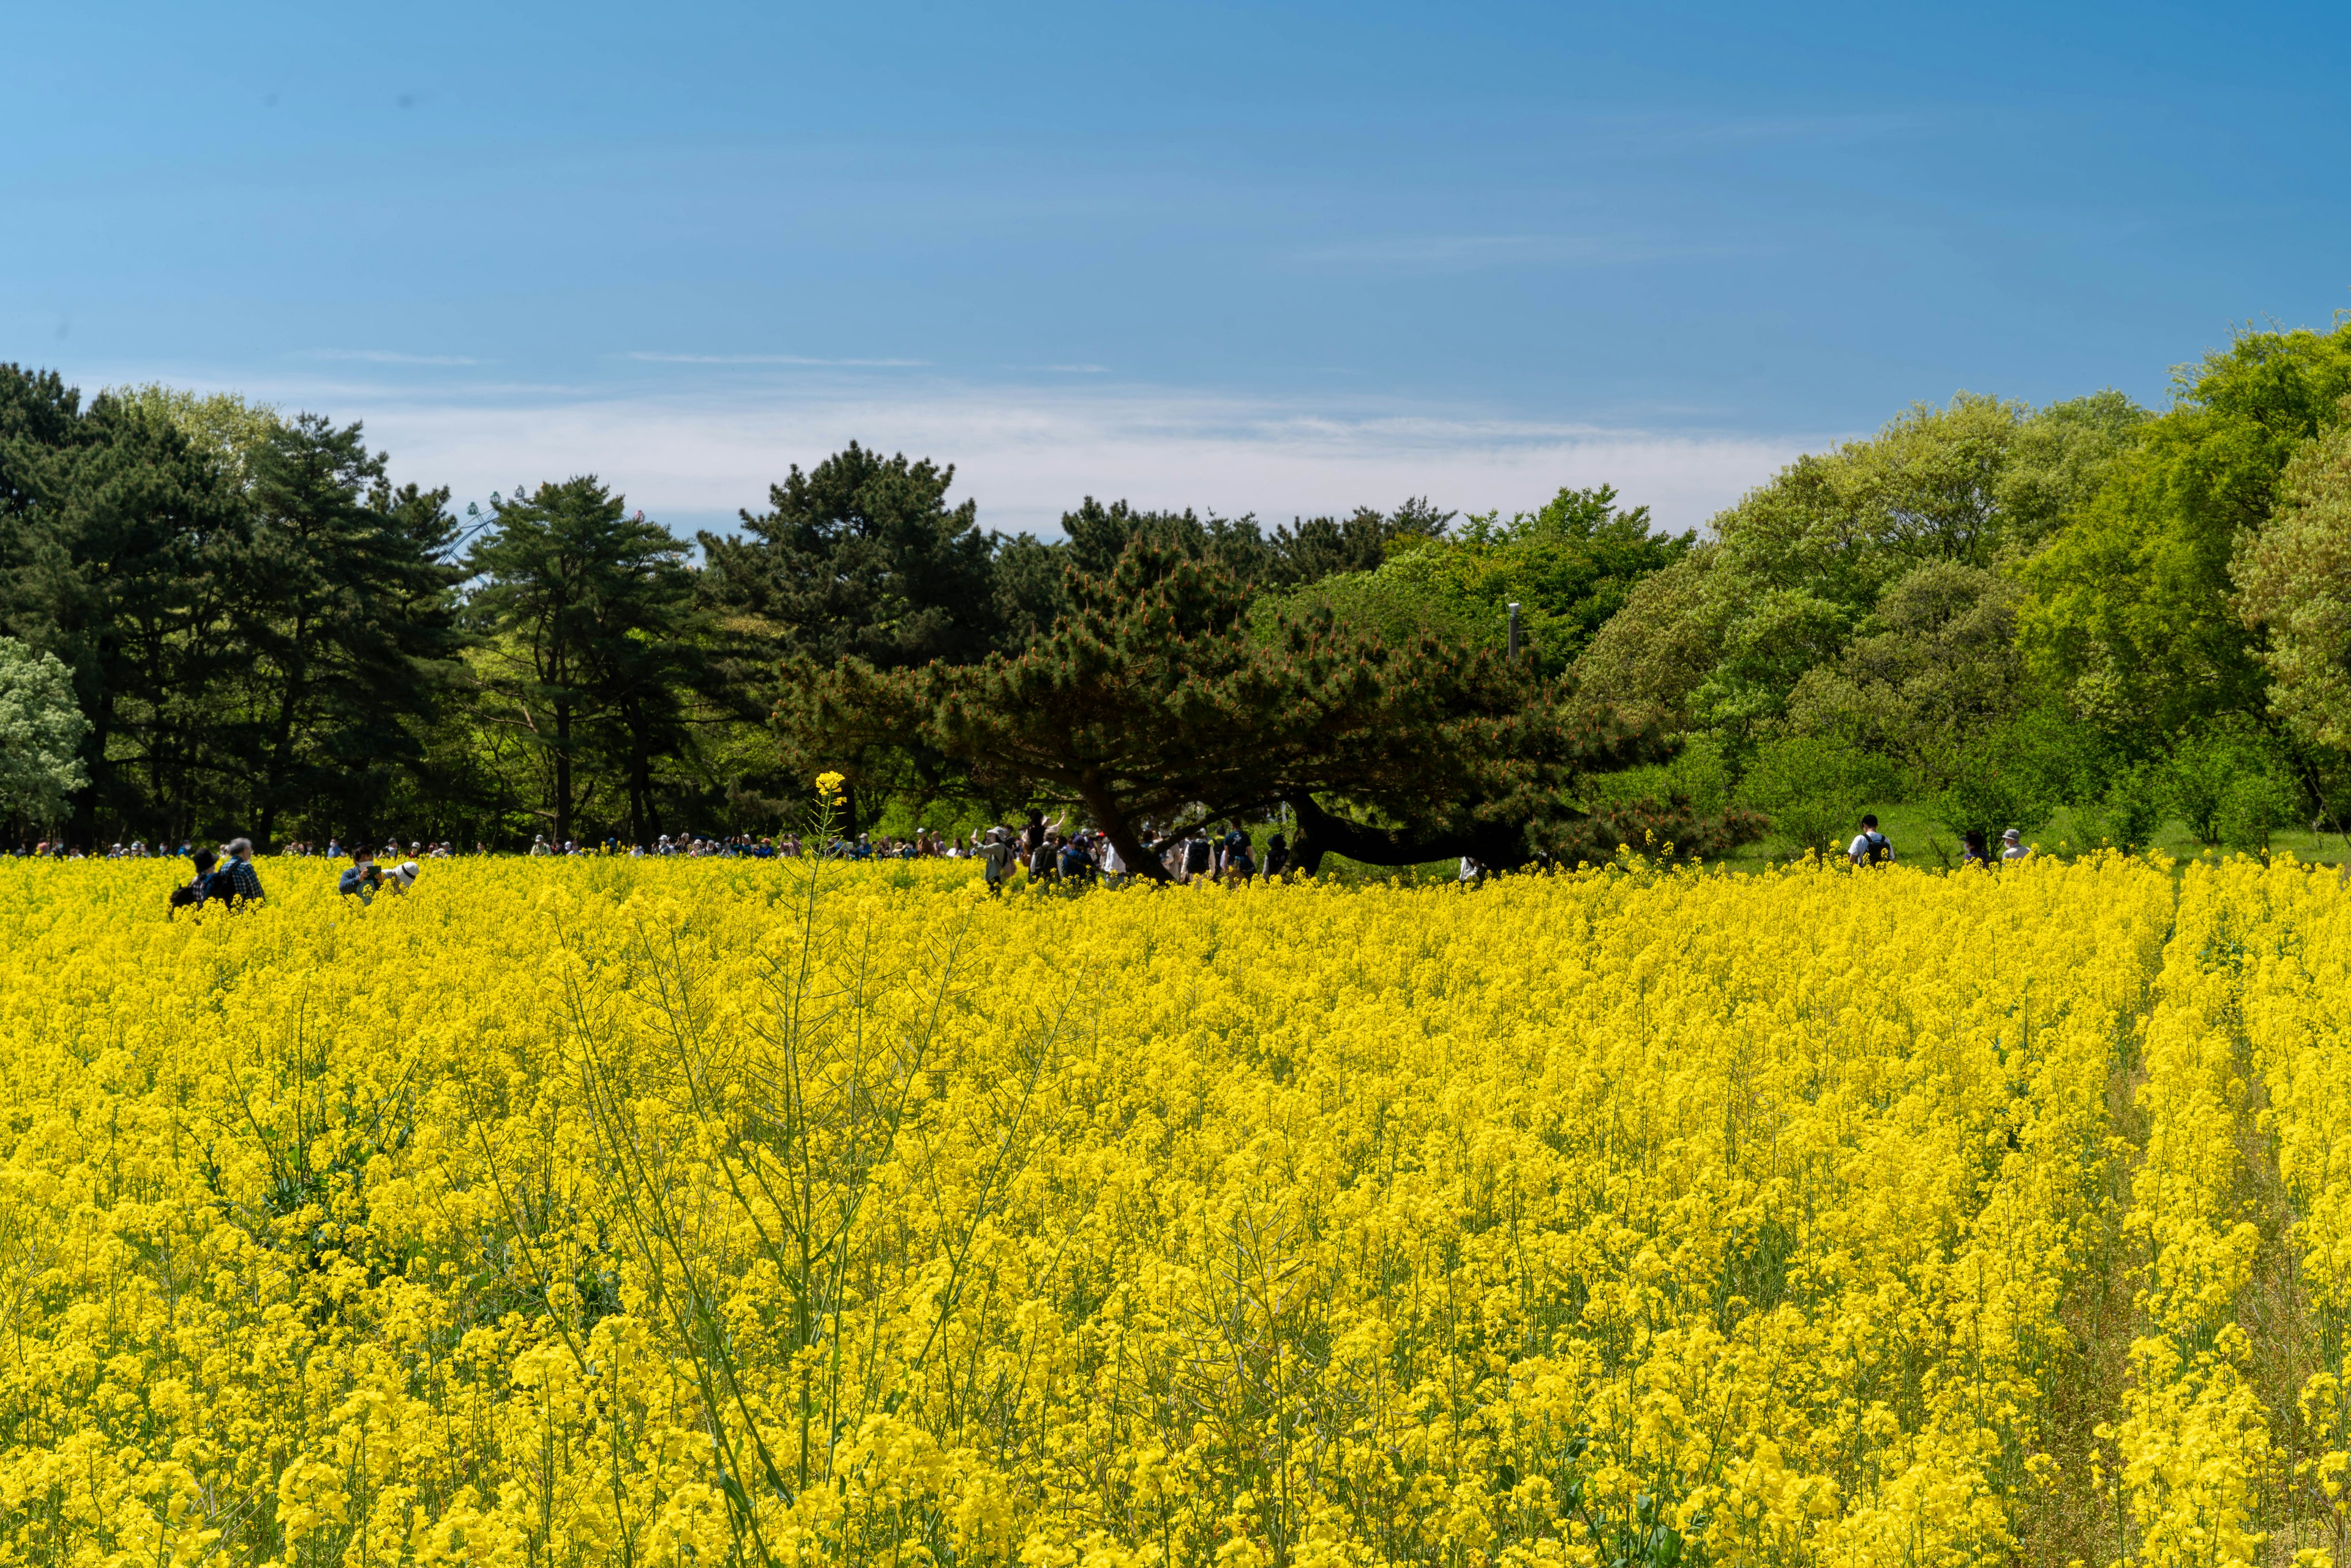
left=9, top=1, right=2350, bottom=535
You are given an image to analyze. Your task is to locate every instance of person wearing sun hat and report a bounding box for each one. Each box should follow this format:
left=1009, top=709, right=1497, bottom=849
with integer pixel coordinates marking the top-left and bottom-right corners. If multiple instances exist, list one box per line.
left=2001, top=828, right=2030, bottom=863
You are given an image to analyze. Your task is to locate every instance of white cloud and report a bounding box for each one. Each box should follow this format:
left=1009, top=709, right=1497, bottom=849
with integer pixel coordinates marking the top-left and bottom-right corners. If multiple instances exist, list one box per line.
left=62, top=361, right=1823, bottom=535
left=339, top=384, right=1817, bottom=535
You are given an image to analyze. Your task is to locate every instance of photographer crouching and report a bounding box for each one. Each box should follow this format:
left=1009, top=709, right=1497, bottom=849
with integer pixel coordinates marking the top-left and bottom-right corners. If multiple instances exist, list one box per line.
left=338, top=844, right=419, bottom=905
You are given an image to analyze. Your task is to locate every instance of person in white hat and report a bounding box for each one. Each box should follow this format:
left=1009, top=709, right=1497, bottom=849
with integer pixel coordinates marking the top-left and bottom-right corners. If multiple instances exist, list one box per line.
left=2000, top=828, right=2030, bottom=863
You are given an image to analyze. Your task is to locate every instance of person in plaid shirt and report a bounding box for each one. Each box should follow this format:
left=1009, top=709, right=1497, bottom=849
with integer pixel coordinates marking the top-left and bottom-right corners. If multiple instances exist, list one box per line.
left=222, top=838, right=266, bottom=904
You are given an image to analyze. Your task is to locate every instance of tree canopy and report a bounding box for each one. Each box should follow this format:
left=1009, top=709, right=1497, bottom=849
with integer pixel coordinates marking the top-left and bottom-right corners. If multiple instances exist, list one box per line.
left=790, top=540, right=1737, bottom=876
left=15, top=305, right=2351, bottom=865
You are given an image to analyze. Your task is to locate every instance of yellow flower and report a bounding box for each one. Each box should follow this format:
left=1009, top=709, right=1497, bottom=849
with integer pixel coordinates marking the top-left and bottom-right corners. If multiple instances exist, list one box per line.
left=7, top=846, right=2331, bottom=1565
left=815, top=769, right=846, bottom=801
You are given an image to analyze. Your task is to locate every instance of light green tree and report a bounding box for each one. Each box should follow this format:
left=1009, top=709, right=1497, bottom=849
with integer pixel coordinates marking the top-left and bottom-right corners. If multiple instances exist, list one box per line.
left=1270, top=484, right=1694, bottom=675
left=1577, top=392, right=2143, bottom=747
left=0, top=636, right=90, bottom=824
left=2236, top=416, right=2351, bottom=751
left=2017, top=324, right=2351, bottom=735
left=108, top=383, right=281, bottom=488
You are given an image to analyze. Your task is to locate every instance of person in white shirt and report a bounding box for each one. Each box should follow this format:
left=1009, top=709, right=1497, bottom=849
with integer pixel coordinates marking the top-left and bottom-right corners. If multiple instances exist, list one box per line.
left=980, top=827, right=1015, bottom=895
left=2000, top=828, right=2030, bottom=863
left=1847, top=814, right=1892, bottom=867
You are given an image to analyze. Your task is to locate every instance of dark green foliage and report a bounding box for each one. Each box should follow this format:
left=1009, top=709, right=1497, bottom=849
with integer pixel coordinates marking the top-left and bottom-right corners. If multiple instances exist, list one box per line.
left=1927, top=745, right=2057, bottom=848
left=1570, top=792, right=1767, bottom=866
left=1780, top=561, right=2028, bottom=783
left=1060, top=497, right=1279, bottom=587
left=1920, top=707, right=2110, bottom=846
left=233, top=415, right=464, bottom=844
left=467, top=477, right=697, bottom=847
left=701, top=443, right=1001, bottom=670
left=1281, top=486, right=1690, bottom=677
left=790, top=539, right=1710, bottom=877
left=1, top=374, right=261, bottom=841
left=28, top=303, right=2351, bottom=865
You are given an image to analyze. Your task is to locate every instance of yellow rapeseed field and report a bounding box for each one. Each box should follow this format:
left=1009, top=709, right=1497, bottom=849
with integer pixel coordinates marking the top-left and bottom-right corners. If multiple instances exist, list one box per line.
left=6, top=841, right=2351, bottom=1566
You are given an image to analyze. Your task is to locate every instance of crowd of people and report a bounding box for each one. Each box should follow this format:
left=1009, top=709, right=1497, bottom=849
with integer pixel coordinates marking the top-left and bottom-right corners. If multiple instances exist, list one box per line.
left=23, top=809, right=2053, bottom=889
left=21, top=809, right=2043, bottom=910
left=967, top=811, right=1293, bottom=893
left=21, top=810, right=1312, bottom=917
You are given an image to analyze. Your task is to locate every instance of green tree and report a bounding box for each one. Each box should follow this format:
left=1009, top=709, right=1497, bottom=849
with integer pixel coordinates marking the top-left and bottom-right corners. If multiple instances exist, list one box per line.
left=1578, top=393, right=2142, bottom=751
left=2076, top=762, right=2167, bottom=852
left=701, top=445, right=1006, bottom=832
left=2164, top=722, right=2298, bottom=848
left=1267, top=497, right=1455, bottom=585
left=0, top=372, right=253, bottom=842
left=1780, top=561, right=2028, bottom=784
left=1572, top=549, right=1722, bottom=735
left=701, top=443, right=1001, bottom=669
left=2019, top=323, right=2351, bottom=735
left=469, top=478, right=695, bottom=847
left=792, top=541, right=1718, bottom=878
left=110, top=383, right=280, bottom=489
left=234, top=414, right=463, bottom=845
left=1275, top=487, right=1687, bottom=675
left=1060, top=497, right=1278, bottom=586
left=1738, top=735, right=1897, bottom=858
left=1923, top=718, right=2067, bottom=849
left=2235, top=416, right=2351, bottom=751
left=0, top=636, right=88, bottom=828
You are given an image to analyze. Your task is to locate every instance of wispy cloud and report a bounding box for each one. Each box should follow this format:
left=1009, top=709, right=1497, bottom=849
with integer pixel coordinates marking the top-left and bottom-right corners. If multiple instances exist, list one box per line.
left=337, top=386, right=1820, bottom=536
left=624, top=351, right=932, bottom=367
left=72, top=361, right=1829, bottom=537
left=299, top=349, right=483, bottom=366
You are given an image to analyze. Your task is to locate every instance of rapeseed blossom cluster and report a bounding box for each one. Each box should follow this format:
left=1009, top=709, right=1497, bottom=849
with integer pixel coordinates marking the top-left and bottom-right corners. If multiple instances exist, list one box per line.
left=3, top=842, right=2333, bottom=1566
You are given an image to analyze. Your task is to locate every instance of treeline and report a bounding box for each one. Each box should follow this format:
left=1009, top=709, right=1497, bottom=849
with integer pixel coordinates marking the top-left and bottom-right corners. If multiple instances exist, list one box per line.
left=1, top=367, right=1620, bottom=850
left=8, top=312, right=2350, bottom=861
left=1568, top=321, right=2351, bottom=855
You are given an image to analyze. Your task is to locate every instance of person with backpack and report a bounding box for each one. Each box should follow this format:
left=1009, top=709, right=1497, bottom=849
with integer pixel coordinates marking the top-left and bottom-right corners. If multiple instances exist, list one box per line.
left=1223, top=831, right=1257, bottom=885
left=1846, top=814, right=1892, bottom=868
left=1182, top=832, right=1214, bottom=885
left=222, top=838, right=265, bottom=904
left=980, top=826, right=1016, bottom=896
left=168, top=848, right=222, bottom=915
